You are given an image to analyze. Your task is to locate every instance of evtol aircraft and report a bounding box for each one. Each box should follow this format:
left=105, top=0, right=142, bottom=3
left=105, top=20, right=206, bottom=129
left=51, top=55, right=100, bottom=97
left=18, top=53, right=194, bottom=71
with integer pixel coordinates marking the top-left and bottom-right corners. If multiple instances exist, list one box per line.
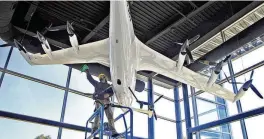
left=13, top=1, right=263, bottom=116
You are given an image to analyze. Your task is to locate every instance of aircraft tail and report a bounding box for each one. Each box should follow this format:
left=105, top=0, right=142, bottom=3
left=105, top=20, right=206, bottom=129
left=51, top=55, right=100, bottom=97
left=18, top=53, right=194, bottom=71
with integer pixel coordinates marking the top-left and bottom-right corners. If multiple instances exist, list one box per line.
left=110, top=1, right=135, bottom=43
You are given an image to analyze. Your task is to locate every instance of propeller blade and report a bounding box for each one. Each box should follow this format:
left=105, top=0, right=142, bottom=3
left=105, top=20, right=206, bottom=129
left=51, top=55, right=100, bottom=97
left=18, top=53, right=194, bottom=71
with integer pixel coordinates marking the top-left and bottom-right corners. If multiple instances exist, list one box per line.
left=154, top=95, right=163, bottom=104
left=41, top=23, right=53, bottom=35
left=223, top=55, right=231, bottom=63
left=198, top=59, right=217, bottom=66
left=214, top=61, right=223, bottom=74
left=153, top=109, right=158, bottom=120
left=36, top=31, right=46, bottom=43
left=222, top=71, right=244, bottom=84
left=46, top=25, right=66, bottom=32
left=188, top=34, right=200, bottom=44
left=186, top=48, right=194, bottom=63
left=128, top=87, right=139, bottom=102
left=250, top=84, right=263, bottom=99
left=173, top=42, right=183, bottom=45
left=134, top=108, right=153, bottom=118
left=14, top=39, right=27, bottom=53
left=67, top=21, right=75, bottom=36
left=242, top=79, right=253, bottom=91
left=234, top=80, right=253, bottom=101
left=250, top=70, right=254, bottom=80
left=180, top=39, right=190, bottom=53
left=136, top=101, right=144, bottom=109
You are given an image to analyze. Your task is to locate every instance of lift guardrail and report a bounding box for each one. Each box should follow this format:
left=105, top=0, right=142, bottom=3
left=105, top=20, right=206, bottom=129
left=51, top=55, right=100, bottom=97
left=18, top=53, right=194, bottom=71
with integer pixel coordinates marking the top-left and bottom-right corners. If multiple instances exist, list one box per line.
left=85, top=102, right=134, bottom=139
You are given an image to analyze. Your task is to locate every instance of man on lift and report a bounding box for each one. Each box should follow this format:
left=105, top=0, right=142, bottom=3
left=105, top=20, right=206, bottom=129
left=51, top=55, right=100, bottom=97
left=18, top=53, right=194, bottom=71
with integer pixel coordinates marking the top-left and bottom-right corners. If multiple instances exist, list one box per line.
left=80, top=64, right=119, bottom=138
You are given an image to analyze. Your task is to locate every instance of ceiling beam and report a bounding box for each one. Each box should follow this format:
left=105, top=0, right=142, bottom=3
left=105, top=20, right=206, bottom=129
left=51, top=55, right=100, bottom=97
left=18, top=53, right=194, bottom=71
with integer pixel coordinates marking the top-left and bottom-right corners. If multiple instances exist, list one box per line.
left=24, top=1, right=39, bottom=22
left=189, top=1, right=198, bottom=9
left=165, top=2, right=196, bottom=26
left=145, top=1, right=214, bottom=45
left=81, top=15, right=109, bottom=43
left=188, top=16, right=264, bottom=72
left=171, top=1, right=262, bottom=61
left=143, top=2, right=215, bottom=80
left=142, top=2, right=262, bottom=85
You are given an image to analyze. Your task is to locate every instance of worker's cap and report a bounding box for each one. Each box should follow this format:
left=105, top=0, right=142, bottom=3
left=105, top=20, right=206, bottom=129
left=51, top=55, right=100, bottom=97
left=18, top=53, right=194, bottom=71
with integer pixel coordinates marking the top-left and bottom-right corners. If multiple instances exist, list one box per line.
left=98, top=73, right=108, bottom=81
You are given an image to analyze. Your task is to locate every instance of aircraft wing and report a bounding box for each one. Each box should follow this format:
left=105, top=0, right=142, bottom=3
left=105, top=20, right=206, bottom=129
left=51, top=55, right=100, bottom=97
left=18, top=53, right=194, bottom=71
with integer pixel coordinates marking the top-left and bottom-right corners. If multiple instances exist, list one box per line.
left=20, top=38, right=110, bottom=66
left=136, top=38, right=236, bottom=102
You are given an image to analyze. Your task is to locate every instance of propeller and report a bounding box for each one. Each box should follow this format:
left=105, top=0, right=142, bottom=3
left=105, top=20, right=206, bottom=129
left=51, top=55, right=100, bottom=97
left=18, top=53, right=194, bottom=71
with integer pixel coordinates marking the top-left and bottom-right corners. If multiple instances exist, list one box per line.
left=14, top=39, right=27, bottom=53
left=224, top=70, right=263, bottom=101
left=36, top=31, right=46, bottom=44
left=203, top=55, right=231, bottom=87
left=32, top=23, right=53, bottom=38
left=189, top=35, right=200, bottom=45
left=174, top=35, right=200, bottom=64
left=66, top=21, right=80, bottom=53
left=67, top=21, right=75, bottom=36
left=214, top=55, right=231, bottom=74
left=250, top=83, right=263, bottom=99
left=128, top=87, right=163, bottom=120
left=46, top=24, right=66, bottom=32
left=199, top=55, right=231, bottom=67
left=36, top=31, right=53, bottom=59
left=150, top=95, right=163, bottom=120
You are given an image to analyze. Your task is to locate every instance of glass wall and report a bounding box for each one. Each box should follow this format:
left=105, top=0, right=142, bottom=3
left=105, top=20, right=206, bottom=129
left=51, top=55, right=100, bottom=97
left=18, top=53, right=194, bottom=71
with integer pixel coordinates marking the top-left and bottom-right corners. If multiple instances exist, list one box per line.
left=0, top=74, right=64, bottom=121
left=0, top=119, right=59, bottom=139
left=1, top=41, right=180, bottom=139
left=0, top=44, right=10, bottom=67
left=222, top=42, right=264, bottom=139
left=61, top=129, right=84, bottom=139
left=155, top=119, right=176, bottom=139
left=7, top=48, right=68, bottom=86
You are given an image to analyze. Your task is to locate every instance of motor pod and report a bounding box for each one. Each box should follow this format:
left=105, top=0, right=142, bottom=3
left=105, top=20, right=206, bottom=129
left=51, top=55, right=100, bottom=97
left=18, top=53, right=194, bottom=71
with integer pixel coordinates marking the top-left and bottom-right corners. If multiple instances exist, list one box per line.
left=176, top=40, right=189, bottom=72
left=37, top=31, right=53, bottom=59
left=67, top=21, right=79, bottom=54
left=14, top=39, right=32, bottom=64
left=207, top=70, right=218, bottom=87
left=233, top=79, right=253, bottom=102
left=207, top=61, right=223, bottom=87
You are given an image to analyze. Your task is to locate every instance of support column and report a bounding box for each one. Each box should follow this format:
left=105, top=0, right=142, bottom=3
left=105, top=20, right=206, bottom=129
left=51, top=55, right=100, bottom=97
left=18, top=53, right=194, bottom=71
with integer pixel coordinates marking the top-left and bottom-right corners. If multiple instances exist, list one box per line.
left=0, top=46, right=13, bottom=87
left=227, top=59, right=248, bottom=139
left=174, top=87, right=183, bottom=139
left=190, top=87, right=200, bottom=139
left=216, top=74, right=233, bottom=139
left=148, top=77, right=154, bottom=139
left=182, top=84, right=192, bottom=139
left=57, top=67, right=72, bottom=139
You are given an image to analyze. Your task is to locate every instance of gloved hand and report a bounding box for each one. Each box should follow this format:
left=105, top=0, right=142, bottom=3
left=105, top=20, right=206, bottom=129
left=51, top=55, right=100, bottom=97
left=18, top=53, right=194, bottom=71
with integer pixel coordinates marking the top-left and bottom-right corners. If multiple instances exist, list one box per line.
left=80, top=64, right=89, bottom=72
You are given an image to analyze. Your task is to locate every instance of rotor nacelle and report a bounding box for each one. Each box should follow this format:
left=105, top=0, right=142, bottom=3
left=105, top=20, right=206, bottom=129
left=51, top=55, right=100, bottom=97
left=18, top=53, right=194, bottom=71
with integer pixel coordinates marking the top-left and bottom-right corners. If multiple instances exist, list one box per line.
left=14, top=39, right=33, bottom=64
left=67, top=21, right=79, bottom=54
left=37, top=31, right=53, bottom=59
left=176, top=35, right=200, bottom=72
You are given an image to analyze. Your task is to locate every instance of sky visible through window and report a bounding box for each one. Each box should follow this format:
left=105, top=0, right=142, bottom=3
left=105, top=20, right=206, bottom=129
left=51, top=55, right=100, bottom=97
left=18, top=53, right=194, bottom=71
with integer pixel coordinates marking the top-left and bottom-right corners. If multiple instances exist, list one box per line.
left=0, top=40, right=264, bottom=138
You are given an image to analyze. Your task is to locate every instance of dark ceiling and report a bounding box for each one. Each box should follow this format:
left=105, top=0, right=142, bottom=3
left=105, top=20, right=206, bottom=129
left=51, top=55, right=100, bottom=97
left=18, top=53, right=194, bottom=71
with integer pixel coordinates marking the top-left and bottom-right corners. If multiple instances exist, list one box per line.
left=1, top=1, right=261, bottom=86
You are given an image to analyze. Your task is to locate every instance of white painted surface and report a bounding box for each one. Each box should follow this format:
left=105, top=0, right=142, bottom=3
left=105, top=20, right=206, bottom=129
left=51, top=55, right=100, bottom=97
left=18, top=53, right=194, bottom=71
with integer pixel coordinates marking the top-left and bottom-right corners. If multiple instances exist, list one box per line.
left=18, top=0, right=239, bottom=106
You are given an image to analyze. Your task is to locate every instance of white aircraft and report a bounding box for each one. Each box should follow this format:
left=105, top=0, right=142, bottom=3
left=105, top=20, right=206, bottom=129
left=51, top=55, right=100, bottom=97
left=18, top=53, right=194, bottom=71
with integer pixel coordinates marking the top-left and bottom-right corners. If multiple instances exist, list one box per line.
left=13, top=1, right=262, bottom=110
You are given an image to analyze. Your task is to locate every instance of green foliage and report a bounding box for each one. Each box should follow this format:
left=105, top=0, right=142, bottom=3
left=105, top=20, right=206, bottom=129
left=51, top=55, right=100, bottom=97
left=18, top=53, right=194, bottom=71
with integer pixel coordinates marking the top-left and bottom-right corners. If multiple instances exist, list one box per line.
left=35, top=134, right=51, bottom=139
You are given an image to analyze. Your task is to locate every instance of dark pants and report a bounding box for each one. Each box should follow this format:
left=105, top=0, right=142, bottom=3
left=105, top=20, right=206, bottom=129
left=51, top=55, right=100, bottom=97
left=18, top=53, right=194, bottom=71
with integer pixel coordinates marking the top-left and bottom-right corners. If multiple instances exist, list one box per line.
left=92, top=101, right=117, bottom=135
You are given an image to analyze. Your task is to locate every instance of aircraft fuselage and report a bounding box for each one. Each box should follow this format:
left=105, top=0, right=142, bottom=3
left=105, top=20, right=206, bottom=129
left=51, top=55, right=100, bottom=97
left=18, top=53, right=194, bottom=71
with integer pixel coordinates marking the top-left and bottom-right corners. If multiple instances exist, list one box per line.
left=109, top=1, right=138, bottom=106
